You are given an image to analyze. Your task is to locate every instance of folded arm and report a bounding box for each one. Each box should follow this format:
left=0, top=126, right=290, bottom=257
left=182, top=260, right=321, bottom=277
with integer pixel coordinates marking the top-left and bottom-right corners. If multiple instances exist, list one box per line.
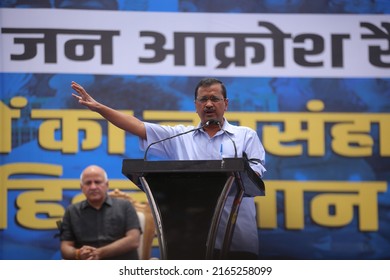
left=60, top=228, right=141, bottom=260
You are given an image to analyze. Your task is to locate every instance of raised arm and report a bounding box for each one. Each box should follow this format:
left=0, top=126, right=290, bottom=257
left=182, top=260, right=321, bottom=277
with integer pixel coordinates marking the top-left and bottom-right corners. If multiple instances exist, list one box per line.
left=71, top=81, right=147, bottom=139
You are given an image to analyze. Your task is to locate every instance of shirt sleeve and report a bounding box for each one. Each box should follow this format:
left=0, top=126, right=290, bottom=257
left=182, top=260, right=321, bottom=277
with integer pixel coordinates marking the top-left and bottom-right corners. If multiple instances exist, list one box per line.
left=139, top=122, right=190, bottom=159
left=59, top=206, right=76, bottom=241
left=243, top=128, right=267, bottom=177
left=123, top=200, right=141, bottom=233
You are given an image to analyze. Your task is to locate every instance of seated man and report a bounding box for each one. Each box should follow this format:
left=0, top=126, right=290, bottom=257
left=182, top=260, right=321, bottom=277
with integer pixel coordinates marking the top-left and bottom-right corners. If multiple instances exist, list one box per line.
left=60, top=165, right=141, bottom=260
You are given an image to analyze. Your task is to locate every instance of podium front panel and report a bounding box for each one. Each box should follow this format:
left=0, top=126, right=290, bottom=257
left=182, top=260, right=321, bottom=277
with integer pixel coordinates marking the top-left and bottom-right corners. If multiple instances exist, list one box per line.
left=144, top=172, right=231, bottom=259
left=122, top=158, right=265, bottom=259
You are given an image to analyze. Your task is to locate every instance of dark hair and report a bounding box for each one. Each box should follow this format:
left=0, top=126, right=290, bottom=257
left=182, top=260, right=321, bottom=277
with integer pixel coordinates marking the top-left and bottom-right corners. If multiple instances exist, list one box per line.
left=194, top=78, right=227, bottom=100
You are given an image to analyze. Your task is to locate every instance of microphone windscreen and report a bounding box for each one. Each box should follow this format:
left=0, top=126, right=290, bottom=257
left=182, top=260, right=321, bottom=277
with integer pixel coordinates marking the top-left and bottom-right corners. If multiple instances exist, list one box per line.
left=205, top=119, right=220, bottom=126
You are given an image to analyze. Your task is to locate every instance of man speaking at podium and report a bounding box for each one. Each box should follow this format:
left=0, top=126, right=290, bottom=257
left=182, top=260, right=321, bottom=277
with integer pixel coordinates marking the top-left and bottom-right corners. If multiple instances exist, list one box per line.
left=72, top=77, right=266, bottom=259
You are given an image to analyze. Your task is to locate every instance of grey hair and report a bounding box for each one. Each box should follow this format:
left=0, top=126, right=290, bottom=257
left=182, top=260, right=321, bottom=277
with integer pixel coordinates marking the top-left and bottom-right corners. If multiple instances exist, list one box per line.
left=80, top=165, right=108, bottom=182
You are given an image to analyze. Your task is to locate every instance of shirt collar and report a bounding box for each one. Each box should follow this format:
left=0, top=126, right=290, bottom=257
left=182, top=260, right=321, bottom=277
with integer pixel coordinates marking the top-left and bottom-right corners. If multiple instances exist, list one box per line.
left=221, top=119, right=236, bottom=135
left=81, top=195, right=112, bottom=209
left=193, top=118, right=235, bottom=137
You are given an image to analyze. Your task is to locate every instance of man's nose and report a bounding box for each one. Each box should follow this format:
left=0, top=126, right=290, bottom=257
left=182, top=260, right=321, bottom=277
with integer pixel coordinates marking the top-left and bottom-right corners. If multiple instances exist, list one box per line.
left=205, top=100, right=214, bottom=107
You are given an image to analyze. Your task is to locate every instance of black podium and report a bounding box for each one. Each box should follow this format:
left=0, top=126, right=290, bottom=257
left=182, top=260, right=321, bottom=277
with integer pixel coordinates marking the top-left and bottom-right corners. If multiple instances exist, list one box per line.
left=122, top=157, right=265, bottom=259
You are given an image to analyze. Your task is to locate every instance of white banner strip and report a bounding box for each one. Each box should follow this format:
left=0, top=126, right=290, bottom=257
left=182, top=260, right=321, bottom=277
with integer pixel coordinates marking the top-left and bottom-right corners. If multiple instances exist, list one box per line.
left=0, top=260, right=388, bottom=280
left=1, top=8, right=389, bottom=77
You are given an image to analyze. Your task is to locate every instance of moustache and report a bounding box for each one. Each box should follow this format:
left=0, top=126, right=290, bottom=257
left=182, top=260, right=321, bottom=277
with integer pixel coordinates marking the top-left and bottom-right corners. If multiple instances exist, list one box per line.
left=88, top=191, right=101, bottom=195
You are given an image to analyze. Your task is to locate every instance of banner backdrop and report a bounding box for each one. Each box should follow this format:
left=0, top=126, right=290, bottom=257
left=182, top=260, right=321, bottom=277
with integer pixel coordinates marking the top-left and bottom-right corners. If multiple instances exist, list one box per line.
left=1, top=1, right=389, bottom=260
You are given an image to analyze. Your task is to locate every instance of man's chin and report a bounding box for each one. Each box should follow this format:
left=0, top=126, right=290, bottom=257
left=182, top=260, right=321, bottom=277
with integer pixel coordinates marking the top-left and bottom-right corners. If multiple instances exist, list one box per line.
left=204, top=114, right=217, bottom=120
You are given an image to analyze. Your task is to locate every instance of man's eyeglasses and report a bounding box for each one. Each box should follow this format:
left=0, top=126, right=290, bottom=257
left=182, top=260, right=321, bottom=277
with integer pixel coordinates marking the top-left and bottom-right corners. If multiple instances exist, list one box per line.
left=196, top=96, right=225, bottom=104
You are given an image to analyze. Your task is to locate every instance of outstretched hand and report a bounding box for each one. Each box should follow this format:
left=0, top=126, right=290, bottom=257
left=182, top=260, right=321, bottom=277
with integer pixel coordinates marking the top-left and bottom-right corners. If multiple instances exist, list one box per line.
left=71, top=81, right=100, bottom=111
left=71, top=80, right=147, bottom=139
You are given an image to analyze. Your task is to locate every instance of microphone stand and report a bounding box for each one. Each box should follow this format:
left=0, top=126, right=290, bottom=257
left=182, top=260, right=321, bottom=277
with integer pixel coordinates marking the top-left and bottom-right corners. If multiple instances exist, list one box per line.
left=216, top=121, right=243, bottom=259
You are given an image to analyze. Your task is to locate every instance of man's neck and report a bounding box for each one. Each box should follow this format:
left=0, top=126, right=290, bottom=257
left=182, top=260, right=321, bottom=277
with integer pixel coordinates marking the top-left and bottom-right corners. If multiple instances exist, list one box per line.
left=88, top=200, right=104, bottom=210
left=204, top=125, right=220, bottom=137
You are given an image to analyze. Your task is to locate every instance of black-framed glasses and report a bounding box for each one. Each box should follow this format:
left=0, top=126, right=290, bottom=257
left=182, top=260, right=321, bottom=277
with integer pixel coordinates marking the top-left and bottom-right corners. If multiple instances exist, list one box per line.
left=196, top=96, right=225, bottom=104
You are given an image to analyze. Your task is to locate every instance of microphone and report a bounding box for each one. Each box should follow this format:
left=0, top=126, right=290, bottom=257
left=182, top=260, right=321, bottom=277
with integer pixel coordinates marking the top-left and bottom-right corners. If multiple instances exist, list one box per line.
left=216, top=120, right=238, bottom=158
left=205, top=119, right=220, bottom=126
left=143, top=120, right=214, bottom=160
